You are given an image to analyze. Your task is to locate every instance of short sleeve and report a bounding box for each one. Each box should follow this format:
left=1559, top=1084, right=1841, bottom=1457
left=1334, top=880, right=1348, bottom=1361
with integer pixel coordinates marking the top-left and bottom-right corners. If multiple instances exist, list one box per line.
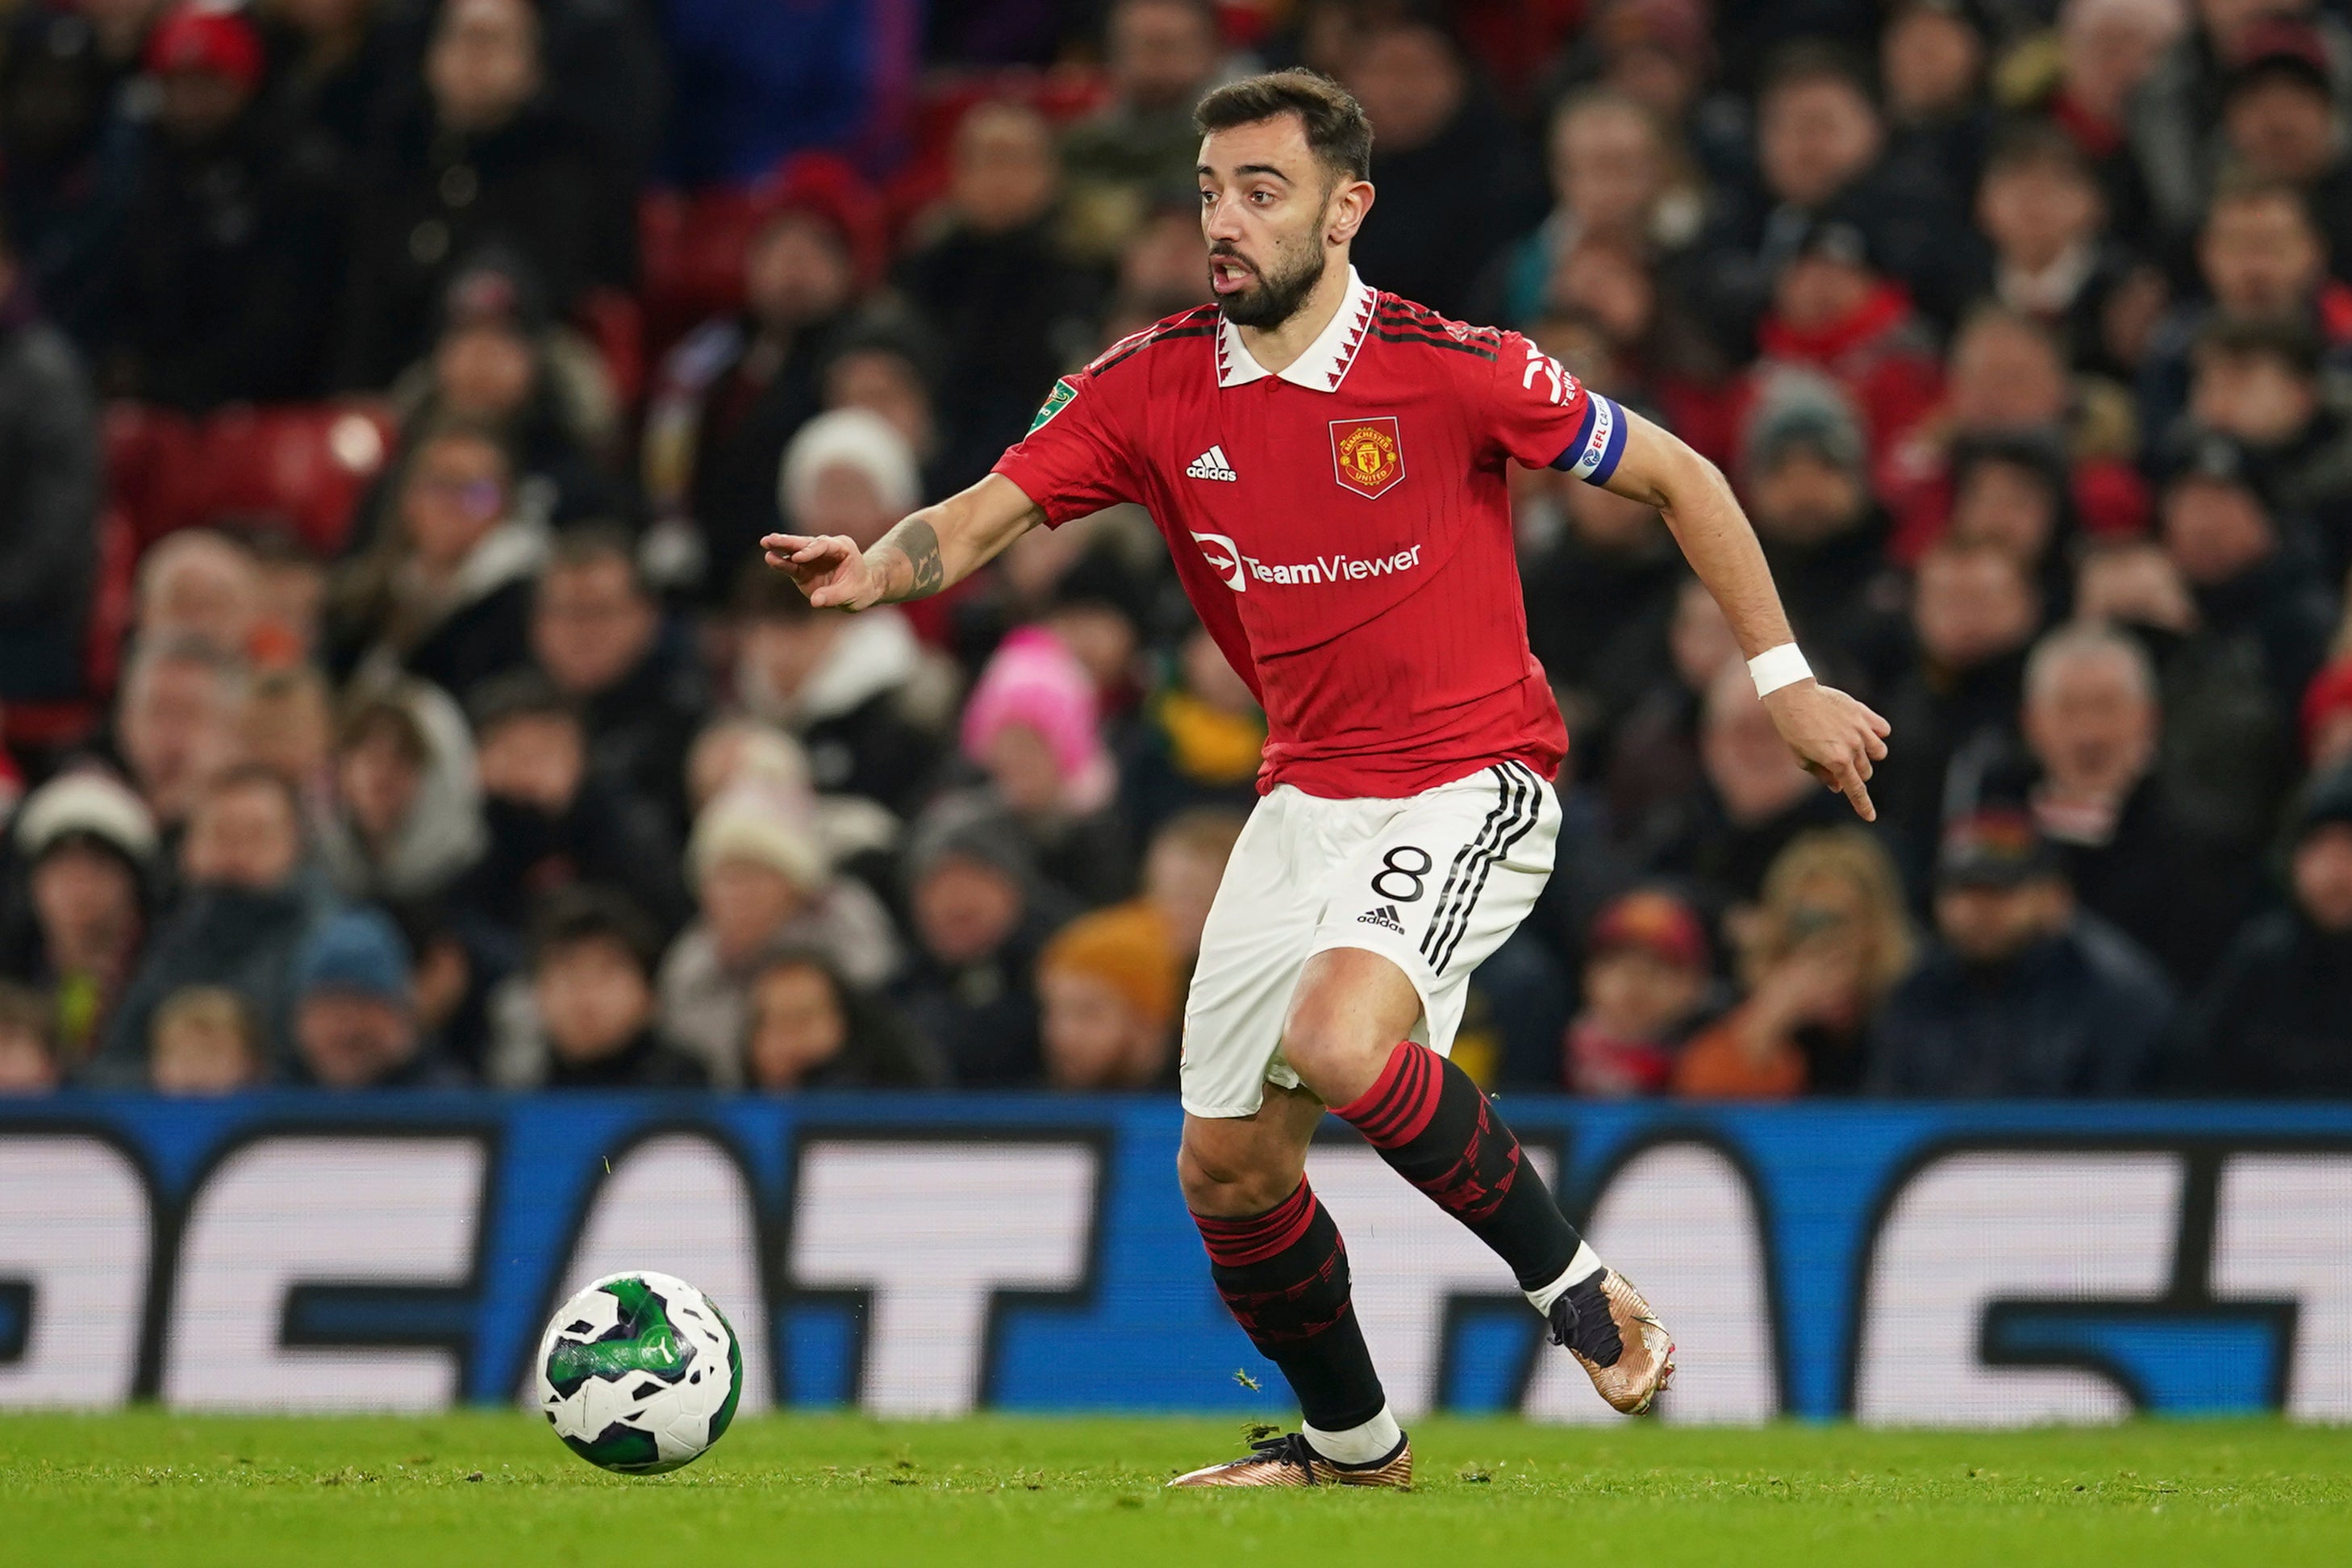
left=990, top=368, right=1142, bottom=527
left=1487, top=330, right=1628, bottom=486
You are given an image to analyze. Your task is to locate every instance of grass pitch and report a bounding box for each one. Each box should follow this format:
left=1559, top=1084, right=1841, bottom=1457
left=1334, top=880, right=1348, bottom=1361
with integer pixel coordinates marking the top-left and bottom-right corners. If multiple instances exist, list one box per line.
left=5, top=1412, right=2348, bottom=1567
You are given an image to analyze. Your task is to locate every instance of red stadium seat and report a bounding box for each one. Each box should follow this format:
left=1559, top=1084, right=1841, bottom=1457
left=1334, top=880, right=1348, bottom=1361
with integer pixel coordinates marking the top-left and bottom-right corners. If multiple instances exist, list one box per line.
left=108, top=402, right=397, bottom=555
left=578, top=286, right=647, bottom=413
left=639, top=186, right=766, bottom=364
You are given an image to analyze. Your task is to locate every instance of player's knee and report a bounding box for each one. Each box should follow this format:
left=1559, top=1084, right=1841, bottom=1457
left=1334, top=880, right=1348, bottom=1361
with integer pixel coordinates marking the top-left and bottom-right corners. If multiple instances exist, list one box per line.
left=1177, top=1136, right=1292, bottom=1216
left=1278, top=1002, right=1389, bottom=1103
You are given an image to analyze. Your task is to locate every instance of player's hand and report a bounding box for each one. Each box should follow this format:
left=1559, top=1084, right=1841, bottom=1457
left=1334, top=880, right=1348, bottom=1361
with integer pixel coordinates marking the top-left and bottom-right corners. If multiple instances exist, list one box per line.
left=761, top=532, right=882, bottom=611
left=1762, top=679, right=1891, bottom=822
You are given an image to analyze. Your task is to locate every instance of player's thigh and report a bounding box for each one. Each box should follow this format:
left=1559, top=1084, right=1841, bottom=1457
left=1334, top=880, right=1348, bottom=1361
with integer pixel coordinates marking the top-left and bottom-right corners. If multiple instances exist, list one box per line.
left=1305, top=760, right=1561, bottom=1055
left=1176, top=1083, right=1326, bottom=1217
left=1179, top=790, right=1325, bottom=1120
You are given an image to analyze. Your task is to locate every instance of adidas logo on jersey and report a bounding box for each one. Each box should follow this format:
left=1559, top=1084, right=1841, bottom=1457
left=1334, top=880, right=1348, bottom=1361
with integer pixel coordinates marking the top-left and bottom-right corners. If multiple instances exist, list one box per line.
left=1186, top=445, right=1239, bottom=482
left=1357, top=904, right=1407, bottom=934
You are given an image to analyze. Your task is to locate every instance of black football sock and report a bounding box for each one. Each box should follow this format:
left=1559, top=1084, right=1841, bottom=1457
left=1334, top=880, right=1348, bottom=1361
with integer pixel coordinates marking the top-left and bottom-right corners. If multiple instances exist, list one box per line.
left=1334, top=1040, right=1591, bottom=1297
left=1191, top=1178, right=1389, bottom=1433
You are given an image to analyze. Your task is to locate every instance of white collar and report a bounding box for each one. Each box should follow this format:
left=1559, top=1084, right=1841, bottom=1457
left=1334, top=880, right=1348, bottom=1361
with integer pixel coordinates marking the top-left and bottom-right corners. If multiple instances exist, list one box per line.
left=1216, top=268, right=1378, bottom=392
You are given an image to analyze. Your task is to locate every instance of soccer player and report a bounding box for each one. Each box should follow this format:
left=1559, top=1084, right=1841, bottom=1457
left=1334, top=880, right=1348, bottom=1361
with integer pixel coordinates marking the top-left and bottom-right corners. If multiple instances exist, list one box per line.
left=765, top=71, right=1888, bottom=1487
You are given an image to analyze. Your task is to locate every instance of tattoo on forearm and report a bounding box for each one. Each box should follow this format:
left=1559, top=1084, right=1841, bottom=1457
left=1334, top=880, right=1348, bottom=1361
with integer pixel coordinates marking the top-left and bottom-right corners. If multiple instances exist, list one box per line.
left=874, top=518, right=946, bottom=603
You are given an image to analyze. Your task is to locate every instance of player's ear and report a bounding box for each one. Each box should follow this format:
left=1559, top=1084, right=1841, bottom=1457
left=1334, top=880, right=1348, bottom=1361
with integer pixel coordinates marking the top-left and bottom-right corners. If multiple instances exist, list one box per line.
left=1326, top=177, right=1374, bottom=248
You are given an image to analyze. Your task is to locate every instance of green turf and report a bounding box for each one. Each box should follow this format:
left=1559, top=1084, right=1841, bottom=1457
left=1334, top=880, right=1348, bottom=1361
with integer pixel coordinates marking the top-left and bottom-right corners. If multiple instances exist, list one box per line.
left=5, top=1411, right=2349, bottom=1566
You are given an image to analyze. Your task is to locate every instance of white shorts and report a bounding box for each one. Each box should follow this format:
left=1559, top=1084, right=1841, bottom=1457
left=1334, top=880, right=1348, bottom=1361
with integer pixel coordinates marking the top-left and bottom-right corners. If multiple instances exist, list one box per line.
left=1179, top=761, right=1561, bottom=1118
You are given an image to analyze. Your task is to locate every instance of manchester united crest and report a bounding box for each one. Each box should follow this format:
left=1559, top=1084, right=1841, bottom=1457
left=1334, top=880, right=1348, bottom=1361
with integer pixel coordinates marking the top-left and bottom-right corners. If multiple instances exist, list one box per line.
left=1330, top=416, right=1404, bottom=498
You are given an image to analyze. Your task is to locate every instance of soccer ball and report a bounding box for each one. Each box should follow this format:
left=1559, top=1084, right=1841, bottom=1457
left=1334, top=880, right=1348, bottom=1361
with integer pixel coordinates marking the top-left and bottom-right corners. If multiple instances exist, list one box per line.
left=536, top=1271, right=744, bottom=1474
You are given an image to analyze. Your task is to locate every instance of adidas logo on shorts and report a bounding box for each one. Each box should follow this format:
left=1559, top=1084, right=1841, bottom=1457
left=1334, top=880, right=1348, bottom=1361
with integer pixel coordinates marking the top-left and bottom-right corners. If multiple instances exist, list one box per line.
left=1186, top=445, right=1239, bottom=482
left=1357, top=903, right=1406, bottom=934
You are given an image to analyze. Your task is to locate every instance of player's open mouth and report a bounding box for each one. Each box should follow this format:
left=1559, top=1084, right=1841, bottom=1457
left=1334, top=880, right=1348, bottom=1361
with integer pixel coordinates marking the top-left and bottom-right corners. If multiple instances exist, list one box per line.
left=1210, top=256, right=1255, bottom=294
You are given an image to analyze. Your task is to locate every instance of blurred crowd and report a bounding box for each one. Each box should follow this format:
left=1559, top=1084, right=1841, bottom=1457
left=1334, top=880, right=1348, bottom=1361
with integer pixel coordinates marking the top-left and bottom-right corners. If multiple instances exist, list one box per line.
left=3, top=0, right=2352, bottom=1103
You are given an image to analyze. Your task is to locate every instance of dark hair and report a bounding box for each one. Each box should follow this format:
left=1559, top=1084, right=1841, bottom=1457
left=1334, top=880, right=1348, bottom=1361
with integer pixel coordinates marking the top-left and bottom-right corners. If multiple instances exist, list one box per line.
left=1982, top=119, right=2093, bottom=185
left=529, top=885, right=660, bottom=978
left=466, top=667, right=581, bottom=736
left=2206, top=170, right=2319, bottom=233
left=1193, top=69, right=1373, bottom=182
left=1758, top=40, right=1876, bottom=107
left=2196, top=313, right=2325, bottom=377
left=545, top=523, right=650, bottom=596
left=198, top=764, right=305, bottom=834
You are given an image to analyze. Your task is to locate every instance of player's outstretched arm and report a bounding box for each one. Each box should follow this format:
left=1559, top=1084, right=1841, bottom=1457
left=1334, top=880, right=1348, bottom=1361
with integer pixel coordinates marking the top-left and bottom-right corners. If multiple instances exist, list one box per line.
left=1601, top=410, right=1892, bottom=821
left=761, top=473, right=1046, bottom=611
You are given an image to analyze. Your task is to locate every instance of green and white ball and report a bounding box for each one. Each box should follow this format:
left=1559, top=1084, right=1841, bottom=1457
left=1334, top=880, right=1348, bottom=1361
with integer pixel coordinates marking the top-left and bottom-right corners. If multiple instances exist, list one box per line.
left=536, top=1271, right=744, bottom=1474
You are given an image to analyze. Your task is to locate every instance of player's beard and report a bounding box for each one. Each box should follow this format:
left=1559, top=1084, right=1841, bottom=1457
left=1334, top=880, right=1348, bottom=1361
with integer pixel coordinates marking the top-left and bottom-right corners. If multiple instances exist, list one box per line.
left=1212, top=241, right=1328, bottom=330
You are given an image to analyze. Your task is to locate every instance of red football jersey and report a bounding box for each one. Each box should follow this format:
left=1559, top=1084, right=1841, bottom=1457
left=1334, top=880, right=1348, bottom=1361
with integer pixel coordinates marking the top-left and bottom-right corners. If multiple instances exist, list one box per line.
left=993, top=269, right=1628, bottom=799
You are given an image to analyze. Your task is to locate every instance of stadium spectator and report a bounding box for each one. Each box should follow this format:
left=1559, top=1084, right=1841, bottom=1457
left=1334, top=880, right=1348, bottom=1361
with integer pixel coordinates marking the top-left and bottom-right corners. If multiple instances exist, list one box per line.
left=244, top=532, right=333, bottom=667
left=454, top=671, right=688, bottom=940
left=1561, top=887, right=1714, bottom=1096
left=239, top=665, right=339, bottom=822
left=641, top=171, right=870, bottom=602
left=1974, top=123, right=2139, bottom=379
left=0, top=981, right=61, bottom=1094
left=328, top=420, right=544, bottom=697
left=776, top=409, right=954, bottom=643
left=0, top=216, right=100, bottom=704
left=1517, top=462, right=1680, bottom=744
left=146, top=982, right=261, bottom=1094
left=261, top=0, right=404, bottom=160
left=492, top=886, right=705, bottom=1089
left=386, top=256, right=623, bottom=529
left=528, top=528, right=707, bottom=834
left=102, top=765, right=328, bottom=1073
left=953, top=625, right=1131, bottom=908
left=337, top=0, right=633, bottom=387
left=2139, top=177, right=2344, bottom=444
left=1603, top=577, right=1743, bottom=860
left=111, top=2, right=345, bottom=410
left=1870, top=540, right=2043, bottom=886
left=819, top=315, right=946, bottom=497
left=731, top=565, right=946, bottom=818
left=1694, top=42, right=1970, bottom=352
left=287, top=905, right=463, bottom=1088
left=1879, top=0, right=1992, bottom=202
left=2013, top=621, right=2251, bottom=990
left=317, top=681, right=486, bottom=906
left=657, top=783, right=902, bottom=1087
left=894, top=101, right=1103, bottom=490
left=1866, top=807, right=2173, bottom=1095
left=1342, top=12, right=1544, bottom=322
left=741, top=949, right=943, bottom=1092
left=1483, top=88, right=1703, bottom=330
left=1943, top=429, right=2080, bottom=611
left=2214, top=17, right=2352, bottom=280
left=1036, top=901, right=1178, bottom=1091
left=2029, top=0, right=2182, bottom=238
left=1676, top=828, right=1916, bottom=1098
left=1649, top=661, right=1850, bottom=907
left=2129, top=0, right=2352, bottom=240
left=0, top=4, right=142, bottom=352
left=113, top=637, right=248, bottom=836
left=1061, top=0, right=1230, bottom=261
left=2187, top=316, right=2352, bottom=579
left=1743, top=215, right=1946, bottom=476
left=2150, top=427, right=2338, bottom=845
left=5, top=770, right=156, bottom=1071
left=135, top=531, right=263, bottom=664
left=2177, top=761, right=2352, bottom=1094
left=892, top=800, right=1066, bottom=1086
left=1733, top=370, right=1904, bottom=673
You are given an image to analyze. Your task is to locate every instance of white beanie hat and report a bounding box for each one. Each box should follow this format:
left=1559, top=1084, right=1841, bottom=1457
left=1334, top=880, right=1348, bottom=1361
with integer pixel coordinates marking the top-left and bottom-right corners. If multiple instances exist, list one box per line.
left=13, top=769, right=159, bottom=866
left=688, top=782, right=830, bottom=895
left=778, top=407, right=921, bottom=524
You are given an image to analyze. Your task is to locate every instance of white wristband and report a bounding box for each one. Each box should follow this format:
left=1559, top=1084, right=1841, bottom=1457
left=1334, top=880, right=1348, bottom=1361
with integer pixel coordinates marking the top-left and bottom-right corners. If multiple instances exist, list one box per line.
left=1748, top=643, right=1812, bottom=698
